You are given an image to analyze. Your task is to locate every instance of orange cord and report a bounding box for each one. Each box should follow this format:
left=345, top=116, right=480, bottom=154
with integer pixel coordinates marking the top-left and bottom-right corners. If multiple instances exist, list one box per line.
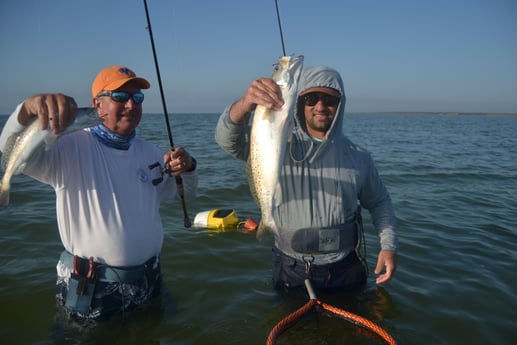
left=266, top=291, right=397, bottom=345
left=316, top=300, right=397, bottom=345
left=266, top=300, right=316, bottom=345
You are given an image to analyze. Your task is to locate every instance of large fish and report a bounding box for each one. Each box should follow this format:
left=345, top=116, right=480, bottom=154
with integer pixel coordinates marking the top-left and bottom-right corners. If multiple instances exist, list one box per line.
left=0, top=108, right=102, bottom=206
left=248, top=55, right=304, bottom=238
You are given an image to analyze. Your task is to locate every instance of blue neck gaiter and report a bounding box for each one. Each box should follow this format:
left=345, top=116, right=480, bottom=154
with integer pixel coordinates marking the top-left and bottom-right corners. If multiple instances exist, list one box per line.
left=91, top=124, right=135, bottom=150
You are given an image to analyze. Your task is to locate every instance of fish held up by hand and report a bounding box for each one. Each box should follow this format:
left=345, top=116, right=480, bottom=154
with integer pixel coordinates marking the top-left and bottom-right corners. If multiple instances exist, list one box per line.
left=248, top=55, right=304, bottom=239
left=0, top=107, right=102, bottom=206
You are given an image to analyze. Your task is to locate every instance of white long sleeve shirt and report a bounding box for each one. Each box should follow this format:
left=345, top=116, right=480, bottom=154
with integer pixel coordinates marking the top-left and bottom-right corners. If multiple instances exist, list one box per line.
left=0, top=105, right=198, bottom=266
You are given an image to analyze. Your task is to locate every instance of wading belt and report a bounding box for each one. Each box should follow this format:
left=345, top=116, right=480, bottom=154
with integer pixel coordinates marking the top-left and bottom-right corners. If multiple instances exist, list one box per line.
left=59, top=251, right=159, bottom=315
left=275, top=207, right=364, bottom=267
left=59, top=251, right=157, bottom=285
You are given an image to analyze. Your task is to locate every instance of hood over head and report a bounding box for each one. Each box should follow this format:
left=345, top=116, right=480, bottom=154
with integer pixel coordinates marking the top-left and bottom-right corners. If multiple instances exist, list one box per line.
left=295, top=66, right=346, bottom=142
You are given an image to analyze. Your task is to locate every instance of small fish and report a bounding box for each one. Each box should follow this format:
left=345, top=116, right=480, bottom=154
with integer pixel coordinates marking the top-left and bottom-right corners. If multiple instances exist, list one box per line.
left=248, top=55, right=304, bottom=238
left=0, top=108, right=102, bottom=206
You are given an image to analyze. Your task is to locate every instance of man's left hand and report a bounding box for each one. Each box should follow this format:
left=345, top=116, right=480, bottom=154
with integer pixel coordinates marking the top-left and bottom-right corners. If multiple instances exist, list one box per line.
left=164, top=147, right=195, bottom=176
left=374, top=250, right=397, bottom=284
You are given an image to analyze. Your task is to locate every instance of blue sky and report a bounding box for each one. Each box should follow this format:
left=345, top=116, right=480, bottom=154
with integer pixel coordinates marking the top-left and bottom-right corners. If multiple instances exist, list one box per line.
left=1, top=0, right=516, bottom=114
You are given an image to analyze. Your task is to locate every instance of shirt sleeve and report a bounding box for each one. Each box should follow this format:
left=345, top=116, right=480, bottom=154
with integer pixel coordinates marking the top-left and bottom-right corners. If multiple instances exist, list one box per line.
left=214, top=105, right=251, bottom=162
left=177, top=169, right=199, bottom=202
left=0, top=103, right=27, bottom=152
left=359, top=154, right=398, bottom=252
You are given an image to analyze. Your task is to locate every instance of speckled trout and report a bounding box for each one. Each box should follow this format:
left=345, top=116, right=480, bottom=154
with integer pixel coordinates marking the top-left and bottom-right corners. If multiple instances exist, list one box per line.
left=0, top=108, right=101, bottom=206
left=249, top=55, right=304, bottom=238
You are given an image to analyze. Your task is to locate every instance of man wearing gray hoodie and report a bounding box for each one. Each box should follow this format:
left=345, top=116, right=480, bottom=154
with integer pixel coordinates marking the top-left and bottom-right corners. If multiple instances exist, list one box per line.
left=215, top=66, right=397, bottom=291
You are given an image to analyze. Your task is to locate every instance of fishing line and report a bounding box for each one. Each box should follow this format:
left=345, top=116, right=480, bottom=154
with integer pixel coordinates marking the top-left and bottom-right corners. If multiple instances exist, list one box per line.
left=274, top=0, right=287, bottom=56
left=142, top=0, right=191, bottom=228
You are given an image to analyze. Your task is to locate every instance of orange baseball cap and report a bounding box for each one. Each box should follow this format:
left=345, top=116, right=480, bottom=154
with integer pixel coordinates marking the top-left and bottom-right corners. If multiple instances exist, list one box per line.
left=91, top=66, right=150, bottom=98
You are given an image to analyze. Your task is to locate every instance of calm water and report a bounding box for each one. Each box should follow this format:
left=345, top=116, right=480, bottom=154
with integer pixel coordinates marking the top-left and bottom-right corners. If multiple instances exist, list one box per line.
left=0, top=112, right=516, bottom=345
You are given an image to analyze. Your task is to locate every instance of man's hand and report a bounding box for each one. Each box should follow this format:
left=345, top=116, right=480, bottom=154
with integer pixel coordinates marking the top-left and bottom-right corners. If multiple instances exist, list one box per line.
left=374, top=250, right=397, bottom=284
left=164, top=147, right=195, bottom=176
left=229, top=78, right=284, bottom=123
left=19, top=93, right=77, bottom=134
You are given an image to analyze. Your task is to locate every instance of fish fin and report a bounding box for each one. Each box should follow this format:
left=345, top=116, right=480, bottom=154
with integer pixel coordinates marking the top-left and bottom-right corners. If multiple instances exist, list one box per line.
left=0, top=181, right=10, bottom=206
left=256, top=223, right=264, bottom=239
left=43, top=133, right=57, bottom=150
left=256, top=220, right=279, bottom=240
left=256, top=221, right=267, bottom=240
left=13, top=162, right=27, bottom=175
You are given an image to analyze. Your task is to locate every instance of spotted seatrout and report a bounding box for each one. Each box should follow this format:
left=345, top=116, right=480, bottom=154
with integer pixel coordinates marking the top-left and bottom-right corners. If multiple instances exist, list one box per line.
left=0, top=108, right=101, bottom=206
left=248, top=55, right=304, bottom=238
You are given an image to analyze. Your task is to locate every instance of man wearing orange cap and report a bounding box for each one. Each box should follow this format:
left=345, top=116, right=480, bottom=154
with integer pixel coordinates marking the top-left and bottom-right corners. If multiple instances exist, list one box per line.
left=0, top=66, right=198, bottom=321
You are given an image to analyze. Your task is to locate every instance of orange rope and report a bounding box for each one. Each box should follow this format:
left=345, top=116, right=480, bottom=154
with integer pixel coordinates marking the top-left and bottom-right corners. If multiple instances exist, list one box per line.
left=266, top=299, right=316, bottom=345
left=266, top=281, right=397, bottom=345
left=317, top=300, right=397, bottom=345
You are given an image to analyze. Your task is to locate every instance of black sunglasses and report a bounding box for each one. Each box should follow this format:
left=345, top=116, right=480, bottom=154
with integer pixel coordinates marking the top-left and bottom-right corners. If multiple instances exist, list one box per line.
left=302, top=92, right=340, bottom=107
left=97, top=91, right=145, bottom=104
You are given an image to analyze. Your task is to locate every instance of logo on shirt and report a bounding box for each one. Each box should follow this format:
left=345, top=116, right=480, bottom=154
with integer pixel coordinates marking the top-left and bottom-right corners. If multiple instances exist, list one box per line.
left=136, top=168, right=149, bottom=183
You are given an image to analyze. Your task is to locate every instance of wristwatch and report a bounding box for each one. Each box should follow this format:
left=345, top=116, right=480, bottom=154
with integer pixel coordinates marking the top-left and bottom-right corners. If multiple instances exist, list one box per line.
left=187, top=157, right=197, bottom=172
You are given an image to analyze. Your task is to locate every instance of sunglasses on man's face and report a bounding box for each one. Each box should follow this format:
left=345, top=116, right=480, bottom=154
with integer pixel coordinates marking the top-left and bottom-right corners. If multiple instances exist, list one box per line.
left=302, top=92, right=340, bottom=107
left=97, top=91, right=145, bottom=104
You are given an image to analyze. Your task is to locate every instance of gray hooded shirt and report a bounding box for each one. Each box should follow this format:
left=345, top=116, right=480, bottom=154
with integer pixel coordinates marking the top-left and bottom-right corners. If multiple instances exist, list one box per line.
left=215, top=66, right=397, bottom=264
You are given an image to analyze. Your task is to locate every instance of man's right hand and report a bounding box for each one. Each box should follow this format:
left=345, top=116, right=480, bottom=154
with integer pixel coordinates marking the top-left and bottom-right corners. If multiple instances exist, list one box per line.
left=19, top=93, right=77, bottom=134
left=229, top=78, right=284, bottom=123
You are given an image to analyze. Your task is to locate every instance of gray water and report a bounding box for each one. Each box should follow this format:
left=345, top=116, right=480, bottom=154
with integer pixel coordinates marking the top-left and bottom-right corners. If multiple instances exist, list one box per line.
left=0, top=112, right=516, bottom=345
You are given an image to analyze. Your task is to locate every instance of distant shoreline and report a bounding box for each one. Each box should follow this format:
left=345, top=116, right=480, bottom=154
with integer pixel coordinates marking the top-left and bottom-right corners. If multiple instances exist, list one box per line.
left=180, top=111, right=517, bottom=117
left=349, top=112, right=517, bottom=116
left=1, top=111, right=516, bottom=118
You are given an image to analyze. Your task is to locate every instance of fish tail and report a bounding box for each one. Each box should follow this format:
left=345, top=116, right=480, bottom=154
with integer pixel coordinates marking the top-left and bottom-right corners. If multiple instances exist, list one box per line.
left=0, top=181, right=10, bottom=206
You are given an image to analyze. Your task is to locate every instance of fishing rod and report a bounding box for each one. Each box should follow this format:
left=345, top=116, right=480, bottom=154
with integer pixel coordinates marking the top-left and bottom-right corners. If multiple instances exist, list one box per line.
left=143, top=0, right=191, bottom=228
left=274, top=0, right=286, bottom=56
